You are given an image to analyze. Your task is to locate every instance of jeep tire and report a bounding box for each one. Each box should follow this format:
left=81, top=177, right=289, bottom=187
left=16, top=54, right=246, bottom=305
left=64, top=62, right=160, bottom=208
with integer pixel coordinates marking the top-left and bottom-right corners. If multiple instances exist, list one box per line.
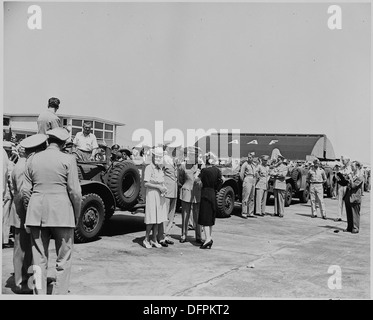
left=75, top=193, right=105, bottom=243
left=216, top=186, right=235, bottom=218
left=284, top=183, right=293, bottom=207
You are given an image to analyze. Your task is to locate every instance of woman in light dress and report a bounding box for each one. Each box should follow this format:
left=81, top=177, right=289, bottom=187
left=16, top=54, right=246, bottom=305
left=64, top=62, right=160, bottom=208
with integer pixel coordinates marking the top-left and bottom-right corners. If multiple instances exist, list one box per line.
left=143, top=147, right=168, bottom=248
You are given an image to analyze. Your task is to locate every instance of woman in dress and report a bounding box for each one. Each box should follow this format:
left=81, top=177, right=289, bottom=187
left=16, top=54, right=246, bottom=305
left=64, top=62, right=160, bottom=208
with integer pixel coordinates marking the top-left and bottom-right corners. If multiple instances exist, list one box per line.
left=143, top=147, right=168, bottom=248
left=178, top=147, right=202, bottom=243
left=198, top=153, right=222, bottom=249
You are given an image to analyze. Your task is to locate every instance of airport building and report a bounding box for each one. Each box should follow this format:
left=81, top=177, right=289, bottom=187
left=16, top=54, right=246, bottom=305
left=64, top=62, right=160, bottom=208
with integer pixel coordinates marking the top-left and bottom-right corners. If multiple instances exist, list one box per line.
left=3, top=113, right=125, bottom=147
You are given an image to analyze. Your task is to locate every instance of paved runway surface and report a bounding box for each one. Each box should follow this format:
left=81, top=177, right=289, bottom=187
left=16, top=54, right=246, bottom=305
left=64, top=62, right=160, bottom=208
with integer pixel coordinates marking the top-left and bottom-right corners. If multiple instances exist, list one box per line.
left=2, top=194, right=371, bottom=299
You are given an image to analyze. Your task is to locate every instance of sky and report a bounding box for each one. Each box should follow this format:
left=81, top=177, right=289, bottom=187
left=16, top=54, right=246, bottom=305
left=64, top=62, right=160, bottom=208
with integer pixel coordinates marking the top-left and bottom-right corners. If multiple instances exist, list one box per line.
left=2, top=1, right=371, bottom=163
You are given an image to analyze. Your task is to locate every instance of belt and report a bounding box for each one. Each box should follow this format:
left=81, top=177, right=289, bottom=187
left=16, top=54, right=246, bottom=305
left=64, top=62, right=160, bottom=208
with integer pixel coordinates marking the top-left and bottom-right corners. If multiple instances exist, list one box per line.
left=310, top=181, right=323, bottom=184
left=78, top=149, right=92, bottom=153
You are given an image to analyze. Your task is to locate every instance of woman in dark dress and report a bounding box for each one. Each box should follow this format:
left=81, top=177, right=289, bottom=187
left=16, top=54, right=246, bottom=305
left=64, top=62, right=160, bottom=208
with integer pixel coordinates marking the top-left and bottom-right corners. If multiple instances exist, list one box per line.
left=198, top=153, right=222, bottom=249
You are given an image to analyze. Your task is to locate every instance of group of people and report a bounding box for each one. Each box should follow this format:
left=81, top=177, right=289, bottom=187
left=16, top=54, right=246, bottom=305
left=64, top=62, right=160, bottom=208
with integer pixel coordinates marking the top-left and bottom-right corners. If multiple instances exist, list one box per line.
left=142, top=146, right=222, bottom=250
left=2, top=96, right=368, bottom=296
left=3, top=97, right=82, bottom=295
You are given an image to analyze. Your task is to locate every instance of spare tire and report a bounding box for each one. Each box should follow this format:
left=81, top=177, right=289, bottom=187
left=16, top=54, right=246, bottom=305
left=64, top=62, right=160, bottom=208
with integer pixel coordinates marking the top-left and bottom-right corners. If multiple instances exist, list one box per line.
left=291, top=168, right=302, bottom=192
left=107, top=160, right=141, bottom=210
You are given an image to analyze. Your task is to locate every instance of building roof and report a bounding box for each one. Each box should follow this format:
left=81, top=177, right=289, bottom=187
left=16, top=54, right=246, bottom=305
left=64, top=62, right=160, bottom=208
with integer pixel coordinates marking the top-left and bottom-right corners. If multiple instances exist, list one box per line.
left=3, top=113, right=125, bottom=126
left=195, top=133, right=336, bottom=160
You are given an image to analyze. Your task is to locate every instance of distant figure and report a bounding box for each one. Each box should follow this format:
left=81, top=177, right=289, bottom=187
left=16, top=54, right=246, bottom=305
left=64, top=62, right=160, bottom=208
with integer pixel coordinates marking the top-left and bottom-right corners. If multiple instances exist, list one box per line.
left=307, top=159, right=327, bottom=219
left=270, top=154, right=288, bottom=218
left=72, top=121, right=99, bottom=161
left=344, top=161, right=364, bottom=233
left=110, top=144, right=122, bottom=162
left=37, top=97, right=62, bottom=134
left=255, top=155, right=270, bottom=216
left=240, top=152, right=257, bottom=219
left=335, top=156, right=352, bottom=222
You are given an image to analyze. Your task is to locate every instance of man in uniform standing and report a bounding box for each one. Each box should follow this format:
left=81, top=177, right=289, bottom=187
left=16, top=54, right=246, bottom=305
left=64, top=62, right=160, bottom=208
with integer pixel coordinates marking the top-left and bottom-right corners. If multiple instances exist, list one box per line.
left=270, top=154, right=288, bottom=218
left=255, top=155, right=270, bottom=216
left=11, top=134, right=47, bottom=293
left=240, top=152, right=257, bottom=218
left=22, top=127, right=82, bottom=295
left=72, top=121, right=99, bottom=161
left=37, top=97, right=61, bottom=134
left=307, top=158, right=327, bottom=219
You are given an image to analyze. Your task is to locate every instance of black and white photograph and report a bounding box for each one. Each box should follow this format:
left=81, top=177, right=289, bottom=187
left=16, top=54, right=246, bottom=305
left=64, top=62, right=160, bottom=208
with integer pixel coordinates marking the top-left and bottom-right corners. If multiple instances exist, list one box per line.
left=1, top=0, right=371, bottom=303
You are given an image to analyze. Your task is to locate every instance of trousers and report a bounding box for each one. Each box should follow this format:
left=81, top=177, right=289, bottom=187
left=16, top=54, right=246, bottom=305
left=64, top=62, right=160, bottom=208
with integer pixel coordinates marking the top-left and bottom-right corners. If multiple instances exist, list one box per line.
left=181, top=201, right=201, bottom=240
left=310, top=183, right=326, bottom=217
left=29, top=226, right=74, bottom=295
left=255, top=188, right=267, bottom=215
left=345, top=201, right=360, bottom=232
left=273, top=189, right=285, bottom=216
left=242, top=177, right=256, bottom=216
left=336, top=185, right=347, bottom=219
left=13, top=228, right=33, bottom=288
left=163, top=197, right=177, bottom=236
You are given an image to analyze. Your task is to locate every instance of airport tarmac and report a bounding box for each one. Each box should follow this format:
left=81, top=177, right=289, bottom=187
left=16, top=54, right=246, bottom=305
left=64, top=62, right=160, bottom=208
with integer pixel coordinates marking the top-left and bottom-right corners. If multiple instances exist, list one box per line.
left=2, top=194, right=371, bottom=299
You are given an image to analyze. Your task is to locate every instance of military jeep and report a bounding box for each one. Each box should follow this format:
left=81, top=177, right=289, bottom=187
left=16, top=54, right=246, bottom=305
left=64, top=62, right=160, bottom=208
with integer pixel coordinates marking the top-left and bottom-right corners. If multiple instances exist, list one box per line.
left=214, top=159, right=310, bottom=218
left=73, top=145, right=146, bottom=242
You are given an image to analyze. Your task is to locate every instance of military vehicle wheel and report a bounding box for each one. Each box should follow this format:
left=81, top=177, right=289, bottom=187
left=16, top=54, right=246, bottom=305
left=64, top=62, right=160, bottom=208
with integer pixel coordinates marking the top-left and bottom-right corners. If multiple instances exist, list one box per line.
left=75, top=193, right=105, bottom=243
left=108, top=161, right=141, bottom=210
left=291, top=168, right=302, bottom=192
left=216, top=186, right=235, bottom=218
left=298, top=187, right=309, bottom=203
left=284, top=183, right=293, bottom=207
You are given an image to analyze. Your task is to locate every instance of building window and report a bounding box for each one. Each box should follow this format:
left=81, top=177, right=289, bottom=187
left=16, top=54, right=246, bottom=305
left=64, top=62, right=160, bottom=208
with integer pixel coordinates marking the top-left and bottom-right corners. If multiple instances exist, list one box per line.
left=72, top=127, right=81, bottom=136
left=94, top=130, right=103, bottom=139
left=72, top=119, right=82, bottom=127
left=62, top=119, right=68, bottom=126
left=105, top=124, right=113, bottom=131
left=95, top=121, right=103, bottom=130
left=104, top=132, right=113, bottom=140
left=3, top=118, right=10, bottom=126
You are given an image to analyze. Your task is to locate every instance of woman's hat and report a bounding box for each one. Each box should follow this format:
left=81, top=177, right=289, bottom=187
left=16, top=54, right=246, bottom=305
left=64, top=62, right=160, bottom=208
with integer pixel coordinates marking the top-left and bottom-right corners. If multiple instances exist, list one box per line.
left=151, top=146, right=164, bottom=157
left=20, top=134, right=48, bottom=149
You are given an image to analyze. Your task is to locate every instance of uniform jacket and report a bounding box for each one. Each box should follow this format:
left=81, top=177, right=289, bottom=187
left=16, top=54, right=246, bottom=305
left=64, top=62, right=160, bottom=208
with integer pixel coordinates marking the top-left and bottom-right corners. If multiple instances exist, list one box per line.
left=345, top=171, right=364, bottom=205
left=37, top=110, right=61, bottom=134
left=271, top=163, right=288, bottom=190
left=22, top=144, right=82, bottom=227
left=240, top=161, right=256, bottom=181
left=179, top=162, right=201, bottom=203
left=255, top=164, right=269, bottom=190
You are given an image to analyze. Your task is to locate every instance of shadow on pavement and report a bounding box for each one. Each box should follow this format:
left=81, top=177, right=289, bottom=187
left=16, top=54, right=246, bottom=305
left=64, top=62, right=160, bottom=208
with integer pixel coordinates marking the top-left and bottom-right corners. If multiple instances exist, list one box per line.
left=100, top=214, right=146, bottom=237
left=4, top=274, right=55, bottom=295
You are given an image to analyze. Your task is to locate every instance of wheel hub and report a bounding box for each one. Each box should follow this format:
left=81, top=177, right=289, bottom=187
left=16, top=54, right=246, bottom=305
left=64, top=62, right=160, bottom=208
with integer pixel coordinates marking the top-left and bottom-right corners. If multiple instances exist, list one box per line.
left=83, top=207, right=99, bottom=232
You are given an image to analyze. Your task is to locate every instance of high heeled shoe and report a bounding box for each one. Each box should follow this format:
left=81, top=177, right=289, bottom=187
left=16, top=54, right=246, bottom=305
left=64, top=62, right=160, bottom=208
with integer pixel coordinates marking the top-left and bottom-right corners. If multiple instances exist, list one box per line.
left=200, top=240, right=213, bottom=249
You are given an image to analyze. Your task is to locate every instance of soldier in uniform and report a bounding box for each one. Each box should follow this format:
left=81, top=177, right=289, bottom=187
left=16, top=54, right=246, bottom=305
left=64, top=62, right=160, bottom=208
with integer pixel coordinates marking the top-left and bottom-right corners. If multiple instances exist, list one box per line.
left=11, top=134, right=47, bottom=293
left=22, top=127, right=82, bottom=295
left=255, top=155, right=270, bottom=216
left=270, top=154, right=288, bottom=218
left=37, top=97, right=61, bottom=134
left=240, top=152, right=257, bottom=218
left=307, top=158, right=327, bottom=219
